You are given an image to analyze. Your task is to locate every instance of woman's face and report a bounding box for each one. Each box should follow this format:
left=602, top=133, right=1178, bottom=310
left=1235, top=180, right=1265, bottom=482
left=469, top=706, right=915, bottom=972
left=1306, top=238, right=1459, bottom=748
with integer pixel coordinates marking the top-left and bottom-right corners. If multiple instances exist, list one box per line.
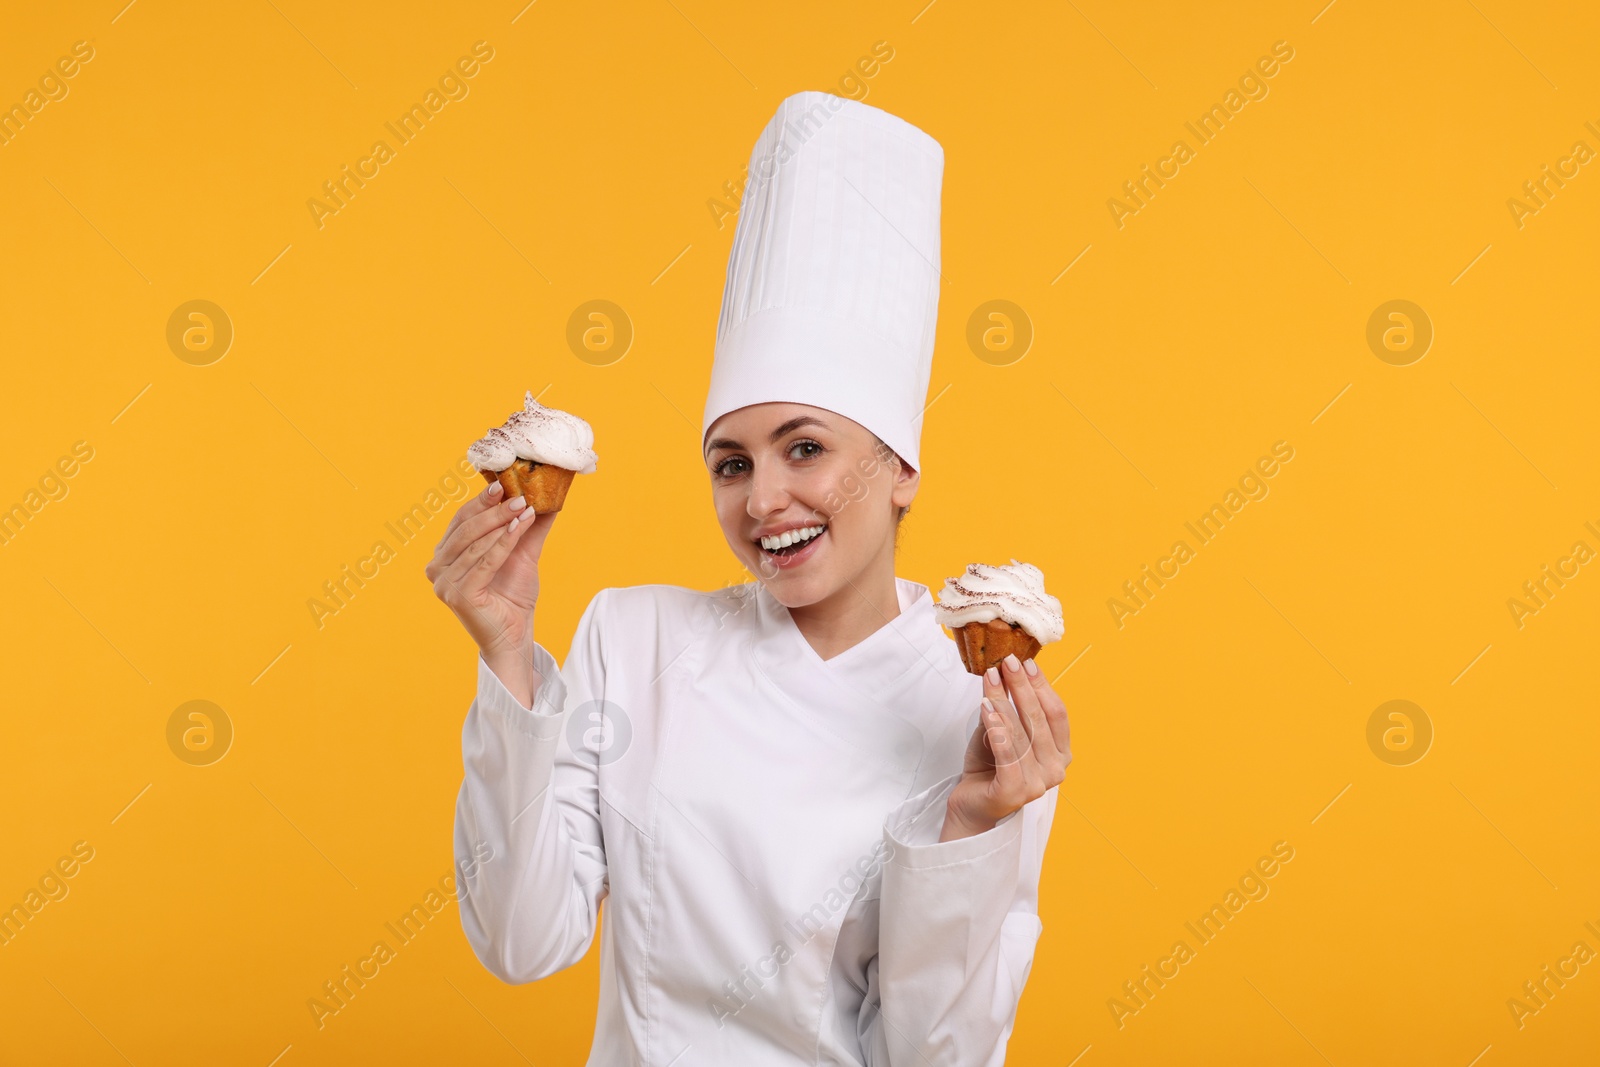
left=704, top=403, right=919, bottom=609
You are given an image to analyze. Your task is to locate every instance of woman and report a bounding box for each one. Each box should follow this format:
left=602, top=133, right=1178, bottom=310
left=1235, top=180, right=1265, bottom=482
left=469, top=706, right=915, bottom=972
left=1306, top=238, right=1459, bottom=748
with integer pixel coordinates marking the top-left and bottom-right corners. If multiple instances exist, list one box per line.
left=431, top=92, right=1070, bottom=1065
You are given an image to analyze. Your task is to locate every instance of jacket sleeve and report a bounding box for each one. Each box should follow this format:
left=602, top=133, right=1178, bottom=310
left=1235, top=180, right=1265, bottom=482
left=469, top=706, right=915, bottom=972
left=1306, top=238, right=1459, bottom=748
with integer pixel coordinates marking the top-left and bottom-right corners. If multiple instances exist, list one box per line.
left=452, top=589, right=611, bottom=984
left=858, top=774, right=1057, bottom=1066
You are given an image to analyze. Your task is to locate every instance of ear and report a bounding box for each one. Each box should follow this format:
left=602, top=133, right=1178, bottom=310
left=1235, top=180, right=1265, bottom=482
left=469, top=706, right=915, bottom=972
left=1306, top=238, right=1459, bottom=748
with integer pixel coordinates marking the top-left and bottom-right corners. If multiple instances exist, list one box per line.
left=889, top=454, right=920, bottom=510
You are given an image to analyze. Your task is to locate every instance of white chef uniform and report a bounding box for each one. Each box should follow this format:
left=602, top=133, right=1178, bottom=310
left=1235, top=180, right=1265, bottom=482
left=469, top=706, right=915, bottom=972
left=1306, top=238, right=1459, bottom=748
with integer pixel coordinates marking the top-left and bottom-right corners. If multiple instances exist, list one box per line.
left=452, top=91, right=1058, bottom=1066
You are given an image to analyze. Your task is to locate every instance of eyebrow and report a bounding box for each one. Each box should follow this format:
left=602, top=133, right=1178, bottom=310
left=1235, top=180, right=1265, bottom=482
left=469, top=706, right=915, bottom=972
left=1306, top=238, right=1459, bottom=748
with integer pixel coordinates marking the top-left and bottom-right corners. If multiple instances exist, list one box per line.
left=705, top=415, right=829, bottom=456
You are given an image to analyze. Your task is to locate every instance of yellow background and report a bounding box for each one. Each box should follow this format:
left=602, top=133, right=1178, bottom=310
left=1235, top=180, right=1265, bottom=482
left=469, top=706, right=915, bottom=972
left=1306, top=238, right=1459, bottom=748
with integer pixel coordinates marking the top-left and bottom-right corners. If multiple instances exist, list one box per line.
left=2, top=0, right=1596, bottom=1063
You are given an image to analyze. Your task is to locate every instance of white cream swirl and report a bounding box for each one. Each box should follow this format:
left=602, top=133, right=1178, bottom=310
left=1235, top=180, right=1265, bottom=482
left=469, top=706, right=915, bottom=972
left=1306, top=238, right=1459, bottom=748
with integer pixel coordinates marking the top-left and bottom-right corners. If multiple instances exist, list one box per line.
left=933, top=559, right=1064, bottom=644
left=467, top=391, right=598, bottom=474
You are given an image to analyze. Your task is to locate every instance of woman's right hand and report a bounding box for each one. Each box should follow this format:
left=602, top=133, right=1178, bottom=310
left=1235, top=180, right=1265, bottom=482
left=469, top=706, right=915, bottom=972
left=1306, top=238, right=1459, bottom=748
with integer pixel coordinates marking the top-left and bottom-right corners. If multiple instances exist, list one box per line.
left=426, top=481, right=557, bottom=699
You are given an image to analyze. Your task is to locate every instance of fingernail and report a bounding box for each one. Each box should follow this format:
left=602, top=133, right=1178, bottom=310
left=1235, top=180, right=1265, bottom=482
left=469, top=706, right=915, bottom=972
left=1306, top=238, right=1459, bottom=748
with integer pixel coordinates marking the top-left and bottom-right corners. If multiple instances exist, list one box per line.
left=508, top=496, right=527, bottom=512
left=985, top=666, right=1000, bottom=686
left=1004, top=653, right=1021, bottom=673
left=1023, top=657, right=1039, bottom=677
left=487, top=481, right=503, bottom=497
left=980, top=697, right=994, bottom=715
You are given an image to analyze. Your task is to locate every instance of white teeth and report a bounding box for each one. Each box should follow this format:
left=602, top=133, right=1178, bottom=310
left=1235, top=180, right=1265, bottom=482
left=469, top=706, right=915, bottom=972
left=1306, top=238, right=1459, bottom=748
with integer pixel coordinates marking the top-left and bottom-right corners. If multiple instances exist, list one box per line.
left=760, top=524, right=825, bottom=551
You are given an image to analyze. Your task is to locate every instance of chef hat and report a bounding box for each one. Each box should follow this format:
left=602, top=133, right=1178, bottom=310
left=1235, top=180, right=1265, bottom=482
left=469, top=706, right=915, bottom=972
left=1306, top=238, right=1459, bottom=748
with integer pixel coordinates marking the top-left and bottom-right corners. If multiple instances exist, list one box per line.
left=702, top=90, right=945, bottom=472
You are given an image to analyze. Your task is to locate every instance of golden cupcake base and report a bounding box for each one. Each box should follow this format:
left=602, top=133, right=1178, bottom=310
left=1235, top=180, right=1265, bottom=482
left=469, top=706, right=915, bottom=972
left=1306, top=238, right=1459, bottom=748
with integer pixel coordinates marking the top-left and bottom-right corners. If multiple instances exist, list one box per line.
left=479, top=458, right=577, bottom=513
left=951, top=618, right=1042, bottom=676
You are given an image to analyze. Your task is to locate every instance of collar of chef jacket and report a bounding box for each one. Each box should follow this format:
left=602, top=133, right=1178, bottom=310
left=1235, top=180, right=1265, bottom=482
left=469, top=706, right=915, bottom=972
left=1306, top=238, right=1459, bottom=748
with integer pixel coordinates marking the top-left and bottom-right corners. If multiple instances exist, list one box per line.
left=742, top=576, right=977, bottom=787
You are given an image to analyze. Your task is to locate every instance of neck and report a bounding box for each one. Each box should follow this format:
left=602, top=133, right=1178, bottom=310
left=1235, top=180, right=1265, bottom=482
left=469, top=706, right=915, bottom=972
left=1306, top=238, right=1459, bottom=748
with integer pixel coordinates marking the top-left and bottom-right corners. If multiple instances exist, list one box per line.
left=787, top=538, right=901, bottom=661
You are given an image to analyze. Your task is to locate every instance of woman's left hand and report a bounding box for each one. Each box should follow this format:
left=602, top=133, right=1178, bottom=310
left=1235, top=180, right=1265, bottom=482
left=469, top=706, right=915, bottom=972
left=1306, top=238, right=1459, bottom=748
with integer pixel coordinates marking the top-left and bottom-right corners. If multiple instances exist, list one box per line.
left=941, top=653, right=1071, bottom=842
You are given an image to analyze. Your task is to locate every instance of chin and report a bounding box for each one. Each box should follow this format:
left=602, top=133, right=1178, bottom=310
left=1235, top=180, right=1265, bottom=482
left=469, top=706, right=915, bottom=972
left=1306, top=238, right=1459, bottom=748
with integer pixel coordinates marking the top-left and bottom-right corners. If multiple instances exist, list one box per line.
left=761, top=574, right=832, bottom=610
left=735, top=548, right=829, bottom=609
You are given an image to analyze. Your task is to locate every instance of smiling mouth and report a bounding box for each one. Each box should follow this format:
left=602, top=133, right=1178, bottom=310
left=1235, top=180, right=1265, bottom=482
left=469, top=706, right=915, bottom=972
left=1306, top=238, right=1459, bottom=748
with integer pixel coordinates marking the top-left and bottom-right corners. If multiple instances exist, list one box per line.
left=755, top=523, right=827, bottom=558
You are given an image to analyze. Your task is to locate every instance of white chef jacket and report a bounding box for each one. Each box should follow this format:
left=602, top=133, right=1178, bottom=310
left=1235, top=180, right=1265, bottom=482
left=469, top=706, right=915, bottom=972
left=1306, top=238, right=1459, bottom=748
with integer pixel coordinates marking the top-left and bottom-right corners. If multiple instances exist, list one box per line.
left=453, top=577, right=1057, bottom=1065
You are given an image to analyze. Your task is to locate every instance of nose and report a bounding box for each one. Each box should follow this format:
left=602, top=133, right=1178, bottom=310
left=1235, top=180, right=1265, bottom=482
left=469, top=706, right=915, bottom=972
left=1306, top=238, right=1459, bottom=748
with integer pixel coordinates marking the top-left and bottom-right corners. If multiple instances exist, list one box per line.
left=746, top=458, right=791, bottom=521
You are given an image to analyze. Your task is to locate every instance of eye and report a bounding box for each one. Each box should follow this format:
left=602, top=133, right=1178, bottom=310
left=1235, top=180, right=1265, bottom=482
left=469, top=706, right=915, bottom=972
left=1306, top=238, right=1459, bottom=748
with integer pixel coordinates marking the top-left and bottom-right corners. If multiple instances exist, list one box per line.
left=789, top=439, right=824, bottom=461
left=713, top=455, right=750, bottom=478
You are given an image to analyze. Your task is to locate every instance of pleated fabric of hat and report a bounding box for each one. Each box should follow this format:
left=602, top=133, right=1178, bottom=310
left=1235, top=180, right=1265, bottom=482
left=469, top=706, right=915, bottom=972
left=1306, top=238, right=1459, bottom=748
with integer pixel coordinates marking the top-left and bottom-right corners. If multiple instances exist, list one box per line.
left=702, top=90, right=945, bottom=472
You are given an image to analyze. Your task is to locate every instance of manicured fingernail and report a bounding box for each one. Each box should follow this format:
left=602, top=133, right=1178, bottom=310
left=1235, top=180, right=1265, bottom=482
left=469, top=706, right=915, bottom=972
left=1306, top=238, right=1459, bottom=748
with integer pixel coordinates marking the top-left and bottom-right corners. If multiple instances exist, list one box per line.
left=487, top=481, right=503, bottom=497
left=980, top=697, right=994, bottom=715
left=508, top=496, right=527, bottom=512
left=985, top=666, right=1000, bottom=686
left=1023, top=657, right=1039, bottom=676
left=1004, top=653, right=1021, bottom=672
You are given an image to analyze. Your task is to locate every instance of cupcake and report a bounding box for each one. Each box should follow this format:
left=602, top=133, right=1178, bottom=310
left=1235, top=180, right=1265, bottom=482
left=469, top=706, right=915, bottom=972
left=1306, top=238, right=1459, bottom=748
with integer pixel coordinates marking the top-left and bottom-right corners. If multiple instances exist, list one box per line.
left=933, top=560, right=1064, bottom=676
left=466, top=391, right=598, bottom=513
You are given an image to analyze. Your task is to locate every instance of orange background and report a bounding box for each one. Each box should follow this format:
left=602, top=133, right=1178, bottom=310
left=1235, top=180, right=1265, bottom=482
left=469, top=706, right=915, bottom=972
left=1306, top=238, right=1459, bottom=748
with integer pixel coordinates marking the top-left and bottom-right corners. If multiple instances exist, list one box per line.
left=2, top=1, right=1596, bottom=1064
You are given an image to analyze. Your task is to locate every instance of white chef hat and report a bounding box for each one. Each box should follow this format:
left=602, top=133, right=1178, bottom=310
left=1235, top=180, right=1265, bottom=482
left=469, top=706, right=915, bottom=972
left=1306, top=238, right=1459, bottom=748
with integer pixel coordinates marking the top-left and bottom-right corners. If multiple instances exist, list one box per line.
left=702, top=90, right=945, bottom=472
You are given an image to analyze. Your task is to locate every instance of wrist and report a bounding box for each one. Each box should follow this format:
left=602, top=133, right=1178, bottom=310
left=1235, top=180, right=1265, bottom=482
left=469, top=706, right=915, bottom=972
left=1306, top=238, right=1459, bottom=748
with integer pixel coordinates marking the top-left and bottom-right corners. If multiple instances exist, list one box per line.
left=483, top=636, right=539, bottom=711
left=481, top=612, right=535, bottom=664
left=940, top=799, right=997, bottom=843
